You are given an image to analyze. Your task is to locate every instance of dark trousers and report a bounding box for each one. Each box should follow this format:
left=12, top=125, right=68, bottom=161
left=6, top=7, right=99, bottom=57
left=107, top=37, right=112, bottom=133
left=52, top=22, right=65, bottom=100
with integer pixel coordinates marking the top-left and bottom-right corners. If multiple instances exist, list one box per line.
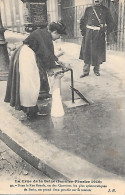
left=83, top=63, right=100, bottom=74
left=36, top=57, right=50, bottom=99
left=39, top=71, right=50, bottom=99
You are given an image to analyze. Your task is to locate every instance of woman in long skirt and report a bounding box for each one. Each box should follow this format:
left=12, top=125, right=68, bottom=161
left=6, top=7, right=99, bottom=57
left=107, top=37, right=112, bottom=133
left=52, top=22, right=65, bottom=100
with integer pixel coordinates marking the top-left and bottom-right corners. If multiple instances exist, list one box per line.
left=4, top=21, right=67, bottom=119
left=4, top=40, right=40, bottom=119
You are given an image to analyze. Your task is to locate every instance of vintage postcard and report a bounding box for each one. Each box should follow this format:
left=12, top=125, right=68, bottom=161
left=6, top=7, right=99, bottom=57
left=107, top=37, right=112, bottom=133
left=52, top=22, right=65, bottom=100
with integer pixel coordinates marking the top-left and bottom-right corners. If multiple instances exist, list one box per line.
left=0, top=0, right=125, bottom=194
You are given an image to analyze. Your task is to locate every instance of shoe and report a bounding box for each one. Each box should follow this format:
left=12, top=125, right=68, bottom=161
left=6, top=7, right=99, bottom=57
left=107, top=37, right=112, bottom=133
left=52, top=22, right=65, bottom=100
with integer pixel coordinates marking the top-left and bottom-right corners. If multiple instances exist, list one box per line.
left=80, top=74, right=89, bottom=78
left=37, top=112, right=48, bottom=116
left=27, top=112, right=47, bottom=119
left=94, top=72, right=100, bottom=76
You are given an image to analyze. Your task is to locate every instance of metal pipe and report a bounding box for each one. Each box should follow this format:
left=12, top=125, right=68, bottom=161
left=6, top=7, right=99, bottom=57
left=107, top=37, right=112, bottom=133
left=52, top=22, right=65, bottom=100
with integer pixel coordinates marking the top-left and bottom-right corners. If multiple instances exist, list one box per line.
left=69, top=68, right=75, bottom=103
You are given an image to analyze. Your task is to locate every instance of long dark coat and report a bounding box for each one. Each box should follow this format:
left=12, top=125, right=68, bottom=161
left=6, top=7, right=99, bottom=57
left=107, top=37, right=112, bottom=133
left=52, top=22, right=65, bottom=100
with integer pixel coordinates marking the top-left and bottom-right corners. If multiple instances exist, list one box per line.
left=79, top=5, right=113, bottom=66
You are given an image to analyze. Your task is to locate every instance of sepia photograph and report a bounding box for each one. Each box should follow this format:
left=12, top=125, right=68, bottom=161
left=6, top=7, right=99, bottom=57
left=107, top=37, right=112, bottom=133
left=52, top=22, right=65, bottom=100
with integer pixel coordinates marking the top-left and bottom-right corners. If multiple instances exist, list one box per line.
left=0, top=0, right=125, bottom=194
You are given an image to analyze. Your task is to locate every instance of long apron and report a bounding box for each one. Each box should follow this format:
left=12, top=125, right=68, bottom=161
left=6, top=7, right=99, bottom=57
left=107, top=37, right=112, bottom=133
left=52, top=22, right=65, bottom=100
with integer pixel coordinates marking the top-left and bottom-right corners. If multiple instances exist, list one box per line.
left=19, top=45, right=40, bottom=107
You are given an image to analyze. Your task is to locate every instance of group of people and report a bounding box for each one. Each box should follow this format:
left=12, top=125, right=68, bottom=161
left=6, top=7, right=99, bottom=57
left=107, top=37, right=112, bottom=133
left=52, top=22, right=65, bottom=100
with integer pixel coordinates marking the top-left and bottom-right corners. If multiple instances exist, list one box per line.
left=4, top=0, right=113, bottom=119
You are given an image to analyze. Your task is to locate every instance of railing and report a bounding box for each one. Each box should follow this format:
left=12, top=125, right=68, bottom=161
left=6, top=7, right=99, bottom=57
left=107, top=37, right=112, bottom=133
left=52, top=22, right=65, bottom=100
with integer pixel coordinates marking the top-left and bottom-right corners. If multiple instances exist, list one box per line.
left=1, top=0, right=125, bottom=51
left=106, top=1, right=125, bottom=51
left=62, top=4, right=91, bottom=44
left=62, top=3, right=125, bottom=51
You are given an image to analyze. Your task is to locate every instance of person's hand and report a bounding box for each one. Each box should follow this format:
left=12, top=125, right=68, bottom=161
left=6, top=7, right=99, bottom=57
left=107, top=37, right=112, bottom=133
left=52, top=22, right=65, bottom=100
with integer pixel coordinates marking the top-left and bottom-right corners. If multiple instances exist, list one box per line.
left=100, top=24, right=107, bottom=32
left=61, top=63, right=71, bottom=71
left=56, top=60, right=64, bottom=66
left=47, top=70, right=55, bottom=77
left=56, top=60, right=66, bottom=69
left=54, top=73, right=64, bottom=79
left=57, top=61, right=71, bottom=69
left=81, top=31, right=85, bottom=36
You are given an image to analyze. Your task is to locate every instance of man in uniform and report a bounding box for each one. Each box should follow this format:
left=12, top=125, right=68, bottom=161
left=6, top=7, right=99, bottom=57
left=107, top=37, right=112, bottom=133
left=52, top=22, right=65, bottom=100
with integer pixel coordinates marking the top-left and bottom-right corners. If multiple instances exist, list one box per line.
left=79, top=0, right=113, bottom=77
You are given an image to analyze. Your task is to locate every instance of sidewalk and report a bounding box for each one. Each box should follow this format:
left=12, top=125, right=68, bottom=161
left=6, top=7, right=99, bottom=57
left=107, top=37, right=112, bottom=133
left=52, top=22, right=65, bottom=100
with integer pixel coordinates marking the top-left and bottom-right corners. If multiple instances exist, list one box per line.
left=0, top=40, right=125, bottom=187
left=1, top=81, right=124, bottom=181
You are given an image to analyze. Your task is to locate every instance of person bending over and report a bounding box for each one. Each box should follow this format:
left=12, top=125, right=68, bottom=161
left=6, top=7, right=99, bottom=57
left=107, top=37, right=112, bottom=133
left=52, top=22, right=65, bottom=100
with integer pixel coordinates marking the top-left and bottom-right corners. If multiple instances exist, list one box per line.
left=4, top=21, right=67, bottom=119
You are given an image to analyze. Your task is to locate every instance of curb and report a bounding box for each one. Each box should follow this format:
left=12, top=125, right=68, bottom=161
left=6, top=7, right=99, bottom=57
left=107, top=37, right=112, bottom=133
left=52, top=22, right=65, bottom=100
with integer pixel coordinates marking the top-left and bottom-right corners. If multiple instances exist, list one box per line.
left=0, top=105, right=125, bottom=181
left=0, top=129, right=69, bottom=180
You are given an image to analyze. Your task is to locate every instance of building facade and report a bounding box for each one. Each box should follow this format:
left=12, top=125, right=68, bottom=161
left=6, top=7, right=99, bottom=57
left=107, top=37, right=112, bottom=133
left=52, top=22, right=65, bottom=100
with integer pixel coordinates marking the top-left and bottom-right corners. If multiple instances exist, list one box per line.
left=1, top=0, right=125, bottom=51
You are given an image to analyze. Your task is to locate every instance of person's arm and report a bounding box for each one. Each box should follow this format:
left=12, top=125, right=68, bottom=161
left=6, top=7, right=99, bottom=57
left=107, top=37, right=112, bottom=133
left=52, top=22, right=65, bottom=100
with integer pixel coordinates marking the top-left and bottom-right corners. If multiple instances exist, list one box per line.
left=80, top=7, right=88, bottom=36
left=54, top=53, right=66, bottom=69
